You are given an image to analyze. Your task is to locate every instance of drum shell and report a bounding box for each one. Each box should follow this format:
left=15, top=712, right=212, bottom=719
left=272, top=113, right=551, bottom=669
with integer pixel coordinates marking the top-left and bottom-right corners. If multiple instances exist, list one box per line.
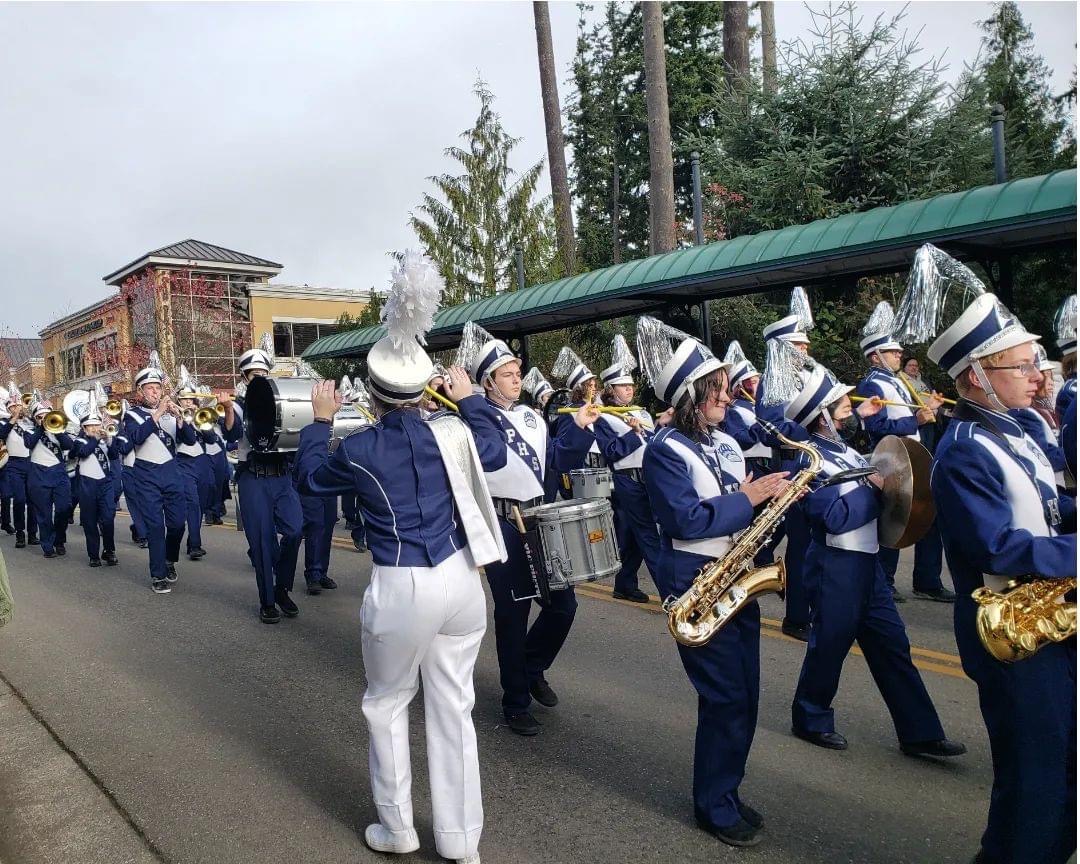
left=244, top=376, right=317, bottom=453
left=523, top=498, right=621, bottom=588
left=569, top=467, right=612, bottom=499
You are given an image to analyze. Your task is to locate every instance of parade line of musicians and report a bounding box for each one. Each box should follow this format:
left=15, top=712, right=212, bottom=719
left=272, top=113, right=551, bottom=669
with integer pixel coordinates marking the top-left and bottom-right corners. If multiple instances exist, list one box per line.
left=0, top=245, right=1074, bottom=864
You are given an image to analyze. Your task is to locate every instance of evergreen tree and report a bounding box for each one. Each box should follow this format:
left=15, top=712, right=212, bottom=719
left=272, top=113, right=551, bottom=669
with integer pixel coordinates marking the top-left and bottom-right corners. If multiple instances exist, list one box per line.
left=410, top=79, right=557, bottom=305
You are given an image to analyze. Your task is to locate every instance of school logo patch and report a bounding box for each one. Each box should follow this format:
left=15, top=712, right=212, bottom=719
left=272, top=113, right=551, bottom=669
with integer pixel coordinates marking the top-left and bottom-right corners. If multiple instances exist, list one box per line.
left=718, top=442, right=740, bottom=462
left=524, top=412, right=537, bottom=428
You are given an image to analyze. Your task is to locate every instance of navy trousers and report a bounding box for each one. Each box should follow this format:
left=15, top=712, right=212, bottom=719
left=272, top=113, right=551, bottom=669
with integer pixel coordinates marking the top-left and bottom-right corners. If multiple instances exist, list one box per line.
left=236, top=470, right=302, bottom=608
left=122, top=464, right=147, bottom=542
left=782, top=506, right=811, bottom=627
left=110, top=459, right=123, bottom=505
left=611, top=475, right=661, bottom=595
left=78, top=475, right=116, bottom=560
left=6, top=456, right=37, bottom=536
left=678, top=602, right=761, bottom=831
left=29, top=463, right=71, bottom=553
left=878, top=520, right=945, bottom=593
left=956, top=594, right=1076, bottom=864
left=206, top=451, right=229, bottom=519
left=300, top=491, right=336, bottom=585
left=69, top=471, right=79, bottom=518
left=484, top=518, right=578, bottom=717
left=176, top=456, right=205, bottom=553
left=133, top=460, right=185, bottom=581
left=792, top=542, right=945, bottom=743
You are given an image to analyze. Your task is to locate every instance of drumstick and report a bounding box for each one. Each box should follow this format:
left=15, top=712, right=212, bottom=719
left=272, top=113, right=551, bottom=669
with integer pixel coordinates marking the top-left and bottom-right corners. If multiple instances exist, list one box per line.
left=556, top=405, right=639, bottom=415
left=510, top=504, right=527, bottom=534
left=850, top=395, right=924, bottom=410
left=424, top=386, right=459, bottom=413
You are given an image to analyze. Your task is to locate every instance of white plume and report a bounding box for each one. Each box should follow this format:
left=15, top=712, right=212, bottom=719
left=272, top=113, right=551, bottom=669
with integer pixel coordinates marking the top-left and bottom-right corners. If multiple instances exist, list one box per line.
left=382, top=251, right=444, bottom=349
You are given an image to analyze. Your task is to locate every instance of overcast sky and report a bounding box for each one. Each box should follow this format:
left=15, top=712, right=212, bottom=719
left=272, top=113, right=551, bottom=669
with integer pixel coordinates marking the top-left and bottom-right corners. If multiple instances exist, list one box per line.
left=2, top=1, right=1075, bottom=337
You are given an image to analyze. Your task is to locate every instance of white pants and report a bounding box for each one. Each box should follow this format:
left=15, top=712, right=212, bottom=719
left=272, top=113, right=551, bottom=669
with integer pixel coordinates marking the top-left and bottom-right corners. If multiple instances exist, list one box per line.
left=361, top=548, right=486, bottom=860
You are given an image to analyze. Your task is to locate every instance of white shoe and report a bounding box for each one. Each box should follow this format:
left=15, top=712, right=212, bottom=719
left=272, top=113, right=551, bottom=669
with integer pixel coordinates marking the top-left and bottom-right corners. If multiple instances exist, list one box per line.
left=455, top=856, right=480, bottom=864
left=363, top=823, right=420, bottom=854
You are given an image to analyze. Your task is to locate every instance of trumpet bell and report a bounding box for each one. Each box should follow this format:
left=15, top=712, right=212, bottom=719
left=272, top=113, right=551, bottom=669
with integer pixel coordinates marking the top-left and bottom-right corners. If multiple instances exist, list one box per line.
left=21, top=394, right=32, bottom=406
left=105, top=399, right=123, bottom=418
left=43, top=411, right=68, bottom=434
left=194, top=407, right=219, bottom=432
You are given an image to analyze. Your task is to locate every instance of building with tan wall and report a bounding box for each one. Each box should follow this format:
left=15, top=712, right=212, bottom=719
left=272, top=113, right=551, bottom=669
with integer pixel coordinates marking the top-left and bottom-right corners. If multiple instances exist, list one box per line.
left=33, top=238, right=371, bottom=398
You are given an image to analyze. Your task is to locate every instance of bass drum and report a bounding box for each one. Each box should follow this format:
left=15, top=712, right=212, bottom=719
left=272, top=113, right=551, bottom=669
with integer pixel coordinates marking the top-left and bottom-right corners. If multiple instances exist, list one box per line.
left=244, top=376, right=317, bottom=453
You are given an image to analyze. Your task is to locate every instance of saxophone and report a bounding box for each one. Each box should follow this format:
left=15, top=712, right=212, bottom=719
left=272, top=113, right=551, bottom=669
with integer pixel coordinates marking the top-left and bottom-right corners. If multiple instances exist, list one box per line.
left=972, top=578, right=1077, bottom=662
left=665, top=421, right=823, bottom=647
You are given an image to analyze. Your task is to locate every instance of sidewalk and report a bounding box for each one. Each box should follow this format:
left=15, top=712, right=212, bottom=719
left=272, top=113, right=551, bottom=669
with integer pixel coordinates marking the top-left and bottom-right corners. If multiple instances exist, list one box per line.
left=0, top=676, right=161, bottom=864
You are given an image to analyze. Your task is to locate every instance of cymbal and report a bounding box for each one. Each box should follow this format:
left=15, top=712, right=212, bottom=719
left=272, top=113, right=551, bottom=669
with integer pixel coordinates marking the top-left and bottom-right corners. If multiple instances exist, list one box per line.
left=870, top=435, right=935, bottom=549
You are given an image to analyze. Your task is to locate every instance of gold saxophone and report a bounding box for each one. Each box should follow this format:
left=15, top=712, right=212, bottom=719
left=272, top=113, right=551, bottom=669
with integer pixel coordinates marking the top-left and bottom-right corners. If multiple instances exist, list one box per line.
left=972, top=578, right=1077, bottom=662
left=665, top=421, right=823, bottom=647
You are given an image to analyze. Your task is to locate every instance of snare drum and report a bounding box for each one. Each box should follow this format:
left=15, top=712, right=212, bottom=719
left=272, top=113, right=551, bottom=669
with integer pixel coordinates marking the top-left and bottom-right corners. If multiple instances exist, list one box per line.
left=567, top=466, right=612, bottom=499
left=522, top=498, right=620, bottom=589
left=244, top=375, right=318, bottom=452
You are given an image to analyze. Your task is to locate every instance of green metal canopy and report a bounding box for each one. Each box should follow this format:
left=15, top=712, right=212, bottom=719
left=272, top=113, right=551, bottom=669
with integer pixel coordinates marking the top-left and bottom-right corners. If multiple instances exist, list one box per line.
left=303, top=169, right=1077, bottom=361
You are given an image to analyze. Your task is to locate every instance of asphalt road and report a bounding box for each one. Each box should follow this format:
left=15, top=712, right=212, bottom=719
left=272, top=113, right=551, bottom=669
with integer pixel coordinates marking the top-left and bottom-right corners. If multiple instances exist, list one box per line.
left=0, top=511, right=990, bottom=864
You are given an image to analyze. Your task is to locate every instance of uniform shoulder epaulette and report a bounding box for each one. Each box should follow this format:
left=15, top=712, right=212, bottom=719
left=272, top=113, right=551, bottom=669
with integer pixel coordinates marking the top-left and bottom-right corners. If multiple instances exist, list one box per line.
left=424, top=409, right=461, bottom=423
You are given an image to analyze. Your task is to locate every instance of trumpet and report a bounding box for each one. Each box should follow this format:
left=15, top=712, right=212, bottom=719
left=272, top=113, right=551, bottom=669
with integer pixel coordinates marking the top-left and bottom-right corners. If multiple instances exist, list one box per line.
left=103, top=420, right=119, bottom=438
left=183, top=406, right=221, bottom=432
left=21, top=393, right=32, bottom=406
left=105, top=399, right=124, bottom=419
left=43, top=410, right=69, bottom=434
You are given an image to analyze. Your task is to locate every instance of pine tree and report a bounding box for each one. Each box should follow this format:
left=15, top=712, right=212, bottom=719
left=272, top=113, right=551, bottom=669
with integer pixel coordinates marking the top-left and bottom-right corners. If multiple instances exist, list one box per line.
left=410, top=79, right=557, bottom=305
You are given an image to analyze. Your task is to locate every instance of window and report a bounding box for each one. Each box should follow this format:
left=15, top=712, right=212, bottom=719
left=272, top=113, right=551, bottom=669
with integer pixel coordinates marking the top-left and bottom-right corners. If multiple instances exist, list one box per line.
left=272, top=322, right=340, bottom=358
left=62, top=346, right=84, bottom=382
left=89, top=334, right=118, bottom=374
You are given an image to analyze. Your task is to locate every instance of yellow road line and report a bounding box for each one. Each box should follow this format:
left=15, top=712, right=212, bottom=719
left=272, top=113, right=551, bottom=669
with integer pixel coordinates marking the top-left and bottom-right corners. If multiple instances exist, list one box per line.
left=201, top=518, right=969, bottom=680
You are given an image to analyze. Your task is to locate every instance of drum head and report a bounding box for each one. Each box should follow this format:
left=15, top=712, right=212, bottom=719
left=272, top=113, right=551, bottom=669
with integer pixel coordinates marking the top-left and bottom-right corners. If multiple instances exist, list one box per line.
left=542, top=388, right=573, bottom=428
left=870, top=436, right=935, bottom=549
left=527, top=497, right=610, bottom=523
left=244, top=375, right=280, bottom=452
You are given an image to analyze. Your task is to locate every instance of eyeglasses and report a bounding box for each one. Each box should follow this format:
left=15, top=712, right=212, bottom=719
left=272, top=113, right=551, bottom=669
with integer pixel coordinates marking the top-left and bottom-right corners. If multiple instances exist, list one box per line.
left=981, top=362, right=1041, bottom=378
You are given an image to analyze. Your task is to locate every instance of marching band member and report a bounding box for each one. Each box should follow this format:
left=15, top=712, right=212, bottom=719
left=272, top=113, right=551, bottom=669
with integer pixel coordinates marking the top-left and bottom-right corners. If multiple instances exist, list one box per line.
left=1010, top=344, right=1067, bottom=489
left=202, top=414, right=228, bottom=526
left=124, top=356, right=198, bottom=592
left=0, top=387, right=38, bottom=548
left=70, top=395, right=119, bottom=568
left=521, top=366, right=554, bottom=410
left=550, top=346, right=602, bottom=494
left=856, top=300, right=954, bottom=603
left=638, top=316, right=791, bottom=849
left=595, top=334, right=658, bottom=602
left=295, top=253, right=505, bottom=864
left=175, top=372, right=210, bottom=561
left=26, top=397, right=74, bottom=559
left=222, top=344, right=303, bottom=623
left=779, top=361, right=965, bottom=758
left=114, top=420, right=148, bottom=548
left=898, top=250, right=1076, bottom=864
left=756, top=288, right=815, bottom=641
left=1054, top=294, right=1076, bottom=419
left=454, top=321, right=597, bottom=737
left=338, top=376, right=370, bottom=553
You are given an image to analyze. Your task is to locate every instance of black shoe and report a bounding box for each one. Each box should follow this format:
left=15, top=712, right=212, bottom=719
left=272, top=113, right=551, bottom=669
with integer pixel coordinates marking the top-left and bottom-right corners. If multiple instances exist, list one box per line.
left=260, top=605, right=281, bottom=624
left=130, top=525, right=139, bottom=541
left=913, top=587, right=956, bottom=603
left=1, top=524, right=14, bottom=535
left=28, top=535, right=39, bottom=546
left=204, top=515, right=214, bottom=526
left=306, top=581, right=322, bottom=596
left=529, top=677, right=559, bottom=708
left=137, top=538, right=148, bottom=549
left=55, top=544, right=66, bottom=557
left=506, top=711, right=541, bottom=737
left=275, top=589, right=299, bottom=617
left=344, top=520, right=357, bottom=530
left=68, top=515, right=74, bottom=525
left=612, top=588, right=650, bottom=603
left=103, top=551, right=118, bottom=566
left=165, top=563, right=178, bottom=584
left=697, top=816, right=763, bottom=848
left=353, top=540, right=367, bottom=553
left=738, top=802, right=765, bottom=830
left=891, top=587, right=907, bottom=604
left=900, top=738, right=967, bottom=759
left=151, top=579, right=171, bottom=594
left=318, top=576, right=337, bottom=590
left=43, top=550, right=56, bottom=559
left=89, top=558, right=102, bottom=568
left=188, top=547, right=206, bottom=561
left=15, top=532, right=25, bottom=549
left=781, top=619, right=810, bottom=642
left=793, top=727, right=849, bottom=750
left=212, top=517, right=223, bottom=525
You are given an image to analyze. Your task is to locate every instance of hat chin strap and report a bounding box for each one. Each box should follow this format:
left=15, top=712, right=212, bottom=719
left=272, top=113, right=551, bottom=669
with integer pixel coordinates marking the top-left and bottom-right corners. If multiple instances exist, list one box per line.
left=821, top=409, right=841, bottom=440
left=970, top=359, right=1008, bottom=413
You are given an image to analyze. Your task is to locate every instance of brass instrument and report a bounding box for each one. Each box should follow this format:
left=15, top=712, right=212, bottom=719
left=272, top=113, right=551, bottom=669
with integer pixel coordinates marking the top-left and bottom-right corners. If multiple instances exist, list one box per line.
left=105, top=399, right=123, bottom=419
left=973, top=578, right=1077, bottom=662
left=665, top=420, right=822, bottom=647
left=43, top=410, right=69, bottom=434
left=21, top=393, right=32, bottom=406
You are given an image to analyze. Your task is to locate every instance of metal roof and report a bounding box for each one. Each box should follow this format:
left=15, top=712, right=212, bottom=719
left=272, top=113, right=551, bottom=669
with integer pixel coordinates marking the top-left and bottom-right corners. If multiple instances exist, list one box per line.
left=103, top=239, right=283, bottom=284
left=0, top=338, right=45, bottom=369
left=303, top=170, right=1078, bottom=361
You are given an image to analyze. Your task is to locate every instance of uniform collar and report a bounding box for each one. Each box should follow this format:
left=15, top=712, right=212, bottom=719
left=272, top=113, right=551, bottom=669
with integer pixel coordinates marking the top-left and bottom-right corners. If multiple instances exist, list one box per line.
left=956, top=398, right=1024, bottom=438
left=380, top=408, right=424, bottom=429
left=810, top=432, right=847, bottom=454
